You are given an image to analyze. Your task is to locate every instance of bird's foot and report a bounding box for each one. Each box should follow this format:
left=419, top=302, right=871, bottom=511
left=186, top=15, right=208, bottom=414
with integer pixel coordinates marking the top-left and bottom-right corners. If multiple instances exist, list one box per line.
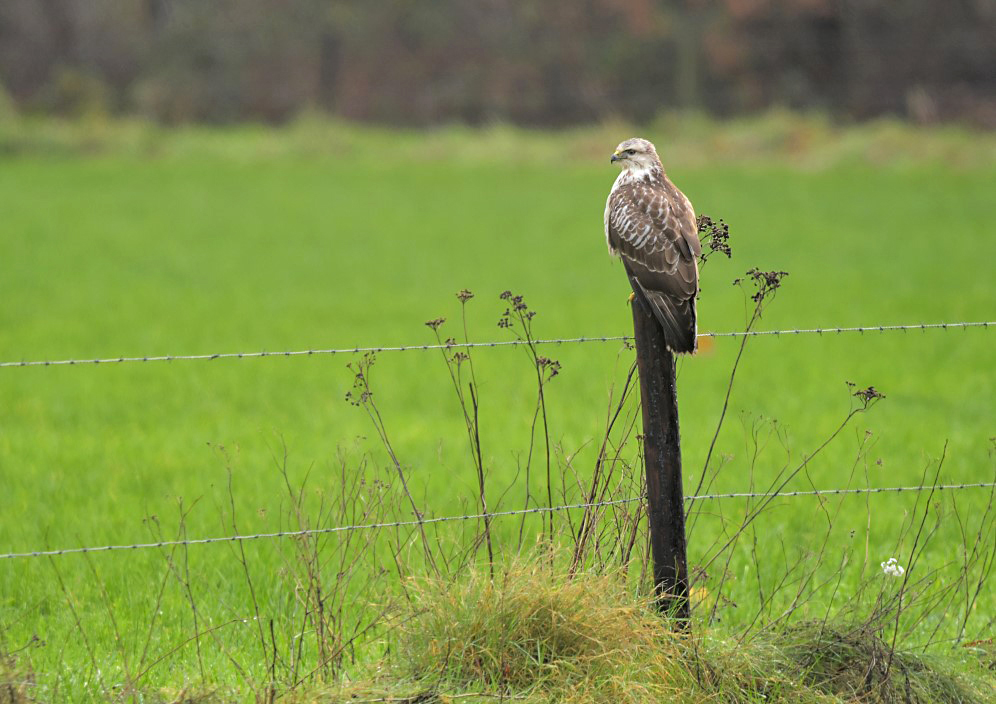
left=627, top=291, right=636, bottom=303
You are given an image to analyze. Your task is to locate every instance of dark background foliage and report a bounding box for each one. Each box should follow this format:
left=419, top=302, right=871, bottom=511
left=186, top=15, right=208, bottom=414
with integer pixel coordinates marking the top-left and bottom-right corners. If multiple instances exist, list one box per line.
left=1, top=0, right=993, bottom=127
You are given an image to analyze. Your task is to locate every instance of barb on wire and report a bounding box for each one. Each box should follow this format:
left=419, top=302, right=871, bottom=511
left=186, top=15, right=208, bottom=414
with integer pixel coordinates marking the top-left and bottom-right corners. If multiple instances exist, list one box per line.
left=2, top=482, right=993, bottom=561
left=0, top=321, right=990, bottom=370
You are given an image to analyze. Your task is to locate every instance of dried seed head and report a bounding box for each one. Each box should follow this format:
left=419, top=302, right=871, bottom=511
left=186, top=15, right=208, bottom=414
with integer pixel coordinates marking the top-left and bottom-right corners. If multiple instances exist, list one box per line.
left=536, top=356, right=562, bottom=379
left=852, top=385, right=885, bottom=403
left=737, top=268, right=789, bottom=302
left=697, top=214, right=732, bottom=263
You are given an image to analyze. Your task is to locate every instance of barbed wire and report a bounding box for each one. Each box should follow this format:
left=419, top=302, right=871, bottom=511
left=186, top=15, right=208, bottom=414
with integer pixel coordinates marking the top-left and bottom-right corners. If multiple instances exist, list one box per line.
left=3, top=482, right=992, bottom=561
left=0, top=497, right=642, bottom=560
left=690, top=482, right=996, bottom=501
left=0, top=321, right=990, bottom=369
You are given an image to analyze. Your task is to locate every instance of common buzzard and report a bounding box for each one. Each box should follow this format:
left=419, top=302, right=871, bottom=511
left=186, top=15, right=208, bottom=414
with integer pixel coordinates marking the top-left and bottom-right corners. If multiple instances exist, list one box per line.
left=604, top=137, right=701, bottom=353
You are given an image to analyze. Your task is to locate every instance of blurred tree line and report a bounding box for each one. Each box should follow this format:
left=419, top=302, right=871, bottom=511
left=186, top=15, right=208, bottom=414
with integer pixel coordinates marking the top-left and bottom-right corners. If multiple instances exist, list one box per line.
left=0, top=0, right=992, bottom=127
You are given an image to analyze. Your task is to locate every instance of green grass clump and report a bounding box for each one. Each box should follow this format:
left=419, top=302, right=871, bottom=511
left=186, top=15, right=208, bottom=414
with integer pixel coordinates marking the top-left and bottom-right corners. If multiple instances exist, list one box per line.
left=774, top=621, right=983, bottom=704
left=399, top=560, right=682, bottom=700
left=372, top=560, right=992, bottom=703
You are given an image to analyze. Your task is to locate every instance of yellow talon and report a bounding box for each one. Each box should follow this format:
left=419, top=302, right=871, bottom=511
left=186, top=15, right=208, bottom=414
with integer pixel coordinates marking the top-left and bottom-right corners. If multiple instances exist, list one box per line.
left=627, top=292, right=636, bottom=303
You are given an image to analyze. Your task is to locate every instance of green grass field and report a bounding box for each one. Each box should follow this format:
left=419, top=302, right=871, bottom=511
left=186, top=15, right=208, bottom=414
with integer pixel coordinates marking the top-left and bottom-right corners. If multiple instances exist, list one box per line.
left=0, top=115, right=994, bottom=701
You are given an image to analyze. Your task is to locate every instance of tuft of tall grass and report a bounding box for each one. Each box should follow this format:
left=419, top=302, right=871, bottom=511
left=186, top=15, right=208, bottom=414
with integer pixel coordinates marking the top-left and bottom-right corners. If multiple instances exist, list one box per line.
left=387, top=558, right=993, bottom=704
left=774, top=621, right=988, bottom=704
left=398, top=558, right=682, bottom=700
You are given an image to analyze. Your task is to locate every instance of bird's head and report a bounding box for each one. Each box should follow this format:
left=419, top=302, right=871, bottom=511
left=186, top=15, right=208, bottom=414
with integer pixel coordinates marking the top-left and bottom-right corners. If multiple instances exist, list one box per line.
left=610, top=137, right=661, bottom=174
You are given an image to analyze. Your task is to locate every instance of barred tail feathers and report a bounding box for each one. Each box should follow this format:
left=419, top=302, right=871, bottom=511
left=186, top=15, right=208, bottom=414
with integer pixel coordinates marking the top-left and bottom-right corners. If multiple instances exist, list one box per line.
left=630, top=277, right=697, bottom=354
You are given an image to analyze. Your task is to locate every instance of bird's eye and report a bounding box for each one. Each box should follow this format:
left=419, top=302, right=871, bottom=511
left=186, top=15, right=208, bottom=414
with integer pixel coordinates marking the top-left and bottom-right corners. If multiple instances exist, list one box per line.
left=624, top=149, right=636, bottom=155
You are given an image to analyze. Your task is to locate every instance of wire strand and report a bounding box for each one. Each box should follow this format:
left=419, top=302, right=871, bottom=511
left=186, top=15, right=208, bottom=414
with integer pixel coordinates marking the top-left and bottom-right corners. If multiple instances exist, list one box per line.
left=0, top=321, right=990, bottom=369
left=3, top=482, right=992, bottom=561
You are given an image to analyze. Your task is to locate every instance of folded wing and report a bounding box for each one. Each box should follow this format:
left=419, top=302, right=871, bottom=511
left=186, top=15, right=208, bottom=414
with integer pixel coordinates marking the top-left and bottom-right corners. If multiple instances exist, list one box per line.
left=606, top=180, right=700, bottom=353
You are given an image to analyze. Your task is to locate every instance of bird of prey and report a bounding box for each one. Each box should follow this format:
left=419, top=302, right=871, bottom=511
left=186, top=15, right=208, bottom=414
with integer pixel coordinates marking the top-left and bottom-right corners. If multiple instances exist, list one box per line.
left=604, top=137, right=701, bottom=353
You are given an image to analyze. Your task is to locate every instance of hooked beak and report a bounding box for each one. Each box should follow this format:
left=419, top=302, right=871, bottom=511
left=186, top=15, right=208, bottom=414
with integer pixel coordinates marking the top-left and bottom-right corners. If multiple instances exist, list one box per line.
left=610, top=151, right=623, bottom=163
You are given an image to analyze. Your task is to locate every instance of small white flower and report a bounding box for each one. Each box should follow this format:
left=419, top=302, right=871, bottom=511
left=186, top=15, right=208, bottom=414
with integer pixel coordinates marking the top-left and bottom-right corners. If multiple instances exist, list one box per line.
left=880, top=557, right=905, bottom=577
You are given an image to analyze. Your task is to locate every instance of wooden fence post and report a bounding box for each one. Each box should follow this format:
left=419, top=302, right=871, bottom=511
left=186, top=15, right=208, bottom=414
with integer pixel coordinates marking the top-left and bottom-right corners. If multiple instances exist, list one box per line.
left=631, top=299, right=690, bottom=623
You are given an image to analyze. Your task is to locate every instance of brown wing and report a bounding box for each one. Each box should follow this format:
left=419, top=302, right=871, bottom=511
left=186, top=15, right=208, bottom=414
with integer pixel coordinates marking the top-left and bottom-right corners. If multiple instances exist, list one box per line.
left=607, top=179, right=701, bottom=352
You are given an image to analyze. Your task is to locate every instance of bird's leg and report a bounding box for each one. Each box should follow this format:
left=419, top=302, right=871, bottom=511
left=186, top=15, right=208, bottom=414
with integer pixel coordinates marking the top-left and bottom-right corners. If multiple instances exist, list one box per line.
left=627, top=276, right=654, bottom=320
